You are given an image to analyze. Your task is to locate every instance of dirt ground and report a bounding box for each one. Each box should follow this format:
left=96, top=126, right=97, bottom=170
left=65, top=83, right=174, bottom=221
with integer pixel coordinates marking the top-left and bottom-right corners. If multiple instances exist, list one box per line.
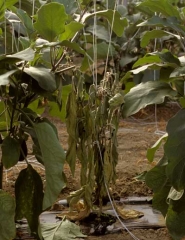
left=3, top=103, right=180, bottom=240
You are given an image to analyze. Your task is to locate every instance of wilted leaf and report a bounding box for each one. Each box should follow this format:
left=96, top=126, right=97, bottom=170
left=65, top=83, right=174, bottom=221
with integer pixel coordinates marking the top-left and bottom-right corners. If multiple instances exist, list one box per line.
left=34, top=3, right=68, bottom=41
left=167, top=187, right=184, bottom=202
left=122, top=81, right=177, bottom=118
left=15, top=165, right=43, bottom=236
left=2, top=136, right=20, bottom=169
left=34, top=122, right=66, bottom=210
left=41, top=219, right=87, bottom=240
left=0, top=190, right=16, bottom=240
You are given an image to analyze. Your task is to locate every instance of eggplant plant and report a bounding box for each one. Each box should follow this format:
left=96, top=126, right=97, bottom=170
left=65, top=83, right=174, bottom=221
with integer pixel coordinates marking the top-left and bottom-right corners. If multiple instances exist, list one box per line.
left=0, top=0, right=129, bottom=239
left=121, top=1, right=185, bottom=239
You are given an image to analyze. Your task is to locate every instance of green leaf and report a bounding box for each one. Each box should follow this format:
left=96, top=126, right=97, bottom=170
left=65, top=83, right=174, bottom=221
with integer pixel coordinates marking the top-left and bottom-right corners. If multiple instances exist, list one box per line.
left=51, top=0, right=78, bottom=15
left=0, top=69, right=18, bottom=86
left=165, top=109, right=185, bottom=190
left=87, top=42, right=116, bottom=59
left=41, top=219, right=87, bottom=240
left=16, top=8, right=35, bottom=38
left=2, top=136, right=20, bottom=169
left=0, top=190, right=16, bottom=240
left=166, top=206, right=185, bottom=240
left=133, top=54, right=161, bottom=69
left=0, top=0, right=18, bottom=19
left=34, top=122, right=66, bottom=210
left=145, top=165, right=168, bottom=192
left=170, top=66, right=185, bottom=78
left=7, top=47, right=35, bottom=61
left=152, top=185, right=171, bottom=217
left=147, top=133, right=168, bottom=162
left=15, top=165, right=43, bottom=236
left=86, top=25, right=110, bottom=42
left=85, top=10, right=128, bottom=37
left=141, top=30, right=170, bottom=48
left=34, top=3, right=68, bottom=42
left=122, top=81, right=177, bottom=118
left=23, top=67, right=57, bottom=92
left=60, top=21, right=84, bottom=41
left=137, top=0, right=180, bottom=19
left=138, top=15, right=185, bottom=35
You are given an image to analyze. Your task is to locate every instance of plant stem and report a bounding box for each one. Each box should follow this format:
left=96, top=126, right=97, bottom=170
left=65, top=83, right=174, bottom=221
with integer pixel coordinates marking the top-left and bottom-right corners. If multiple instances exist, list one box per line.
left=0, top=159, right=3, bottom=189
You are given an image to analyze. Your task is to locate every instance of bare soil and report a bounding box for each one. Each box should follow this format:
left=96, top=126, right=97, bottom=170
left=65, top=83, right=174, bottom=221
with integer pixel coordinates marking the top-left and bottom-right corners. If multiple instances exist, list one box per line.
left=3, top=103, right=180, bottom=240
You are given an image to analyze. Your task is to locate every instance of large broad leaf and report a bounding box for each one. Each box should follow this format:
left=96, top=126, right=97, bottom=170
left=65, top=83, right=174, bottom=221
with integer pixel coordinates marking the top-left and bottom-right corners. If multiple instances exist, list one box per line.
left=152, top=185, right=171, bottom=217
left=23, top=67, right=57, bottom=92
left=34, top=122, right=66, bottom=210
left=7, top=47, right=35, bottom=61
left=122, top=81, right=177, bottom=118
left=0, top=69, right=18, bottom=86
left=145, top=165, right=168, bottom=192
left=0, top=0, right=18, bottom=19
left=34, top=3, right=68, bottom=42
left=15, top=165, right=43, bottom=236
left=17, top=9, right=35, bottom=38
left=85, top=10, right=128, bottom=37
left=2, top=136, right=20, bottom=169
left=87, top=42, right=116, bottom=59
left=0, top=190, right=16, bottom=240
left=165, top=109, right=185, bottom=190
left=51, top=0, right=78, bottom=15
left=137, top=0, right=180, bottom=19
left=86, top=25, right=110, bottom=42
left=41, top=219, right=87, bottom=240
left=166, top=206, right=185, bottom=240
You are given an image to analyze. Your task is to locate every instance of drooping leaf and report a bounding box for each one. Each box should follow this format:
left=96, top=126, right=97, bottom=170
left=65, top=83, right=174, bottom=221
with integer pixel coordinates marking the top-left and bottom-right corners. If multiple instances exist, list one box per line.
left=165, top=109, right=185, bottom=190
left=34, top=122, right=66, bottom=210
left=147, top=133, right=168, bottom=162
left=0, top=69, right=18, bottom=86
left=85, top=10, right=128, bottom=37
left=34, top=3, right=68, bottom=41
left=41, top=219, right=87, bottom=240
left=15, top=165, right=43, bottom=236
left=23, top=67, right=57, bottom=92
left=0, top=190, right=16, bottom=240
left=122, top=81, right=177, bottom=118
left=2, top=136, right=20, bottom=169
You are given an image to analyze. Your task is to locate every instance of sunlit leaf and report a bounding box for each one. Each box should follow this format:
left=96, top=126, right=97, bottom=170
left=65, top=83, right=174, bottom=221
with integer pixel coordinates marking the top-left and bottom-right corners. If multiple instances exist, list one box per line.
left=122, top=81, right=177, bottom=118
left=7, top=47, right=35, bottom=61
left=60, top=21, right=84, bottom=41
left=0, top=69, right=18, bottom=85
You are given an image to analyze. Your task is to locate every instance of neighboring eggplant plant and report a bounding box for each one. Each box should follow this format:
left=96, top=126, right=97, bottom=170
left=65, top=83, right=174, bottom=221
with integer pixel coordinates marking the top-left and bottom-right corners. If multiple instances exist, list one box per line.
left=121, top=1, right=185, bottom=239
